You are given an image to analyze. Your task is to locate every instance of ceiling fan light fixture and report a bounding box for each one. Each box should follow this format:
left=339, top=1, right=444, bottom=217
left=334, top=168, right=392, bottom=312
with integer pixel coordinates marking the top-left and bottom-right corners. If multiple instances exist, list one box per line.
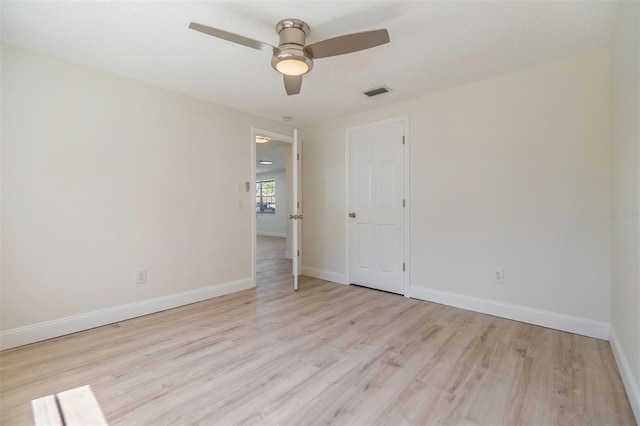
left=276, top=58, right=309, bottom=76
left=259, top=160, right=274, bottom=165
left=190, top=17, right=389, bottom=96
left=256, top=136, right=270, bottom=143
left=272, top=49, right=313, bottom=76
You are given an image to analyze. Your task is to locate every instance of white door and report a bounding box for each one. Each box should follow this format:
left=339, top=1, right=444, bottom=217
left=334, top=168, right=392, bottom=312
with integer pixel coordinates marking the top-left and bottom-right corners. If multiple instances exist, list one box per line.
left=348, top=120, right=405, bottom=294
left=292, top=129, right=302, bottom=290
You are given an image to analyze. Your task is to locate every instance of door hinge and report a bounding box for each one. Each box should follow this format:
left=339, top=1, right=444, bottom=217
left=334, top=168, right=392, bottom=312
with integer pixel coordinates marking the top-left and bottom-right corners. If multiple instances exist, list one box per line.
left=402, top=135, right=405, bottom=145
left=297, top=153, right=300, bottom=160
left=403, top=199, right=405, bottom=208
left=403, top=263, right=406, bottom=272
left=297, top=250, right=300, bottom=257
left=297, top=201, right=300, bottom=208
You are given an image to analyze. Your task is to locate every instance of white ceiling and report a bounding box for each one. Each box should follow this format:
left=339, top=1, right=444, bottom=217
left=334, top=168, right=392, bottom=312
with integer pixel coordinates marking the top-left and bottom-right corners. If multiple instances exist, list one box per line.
left=1, top=1, right=618, bottom=126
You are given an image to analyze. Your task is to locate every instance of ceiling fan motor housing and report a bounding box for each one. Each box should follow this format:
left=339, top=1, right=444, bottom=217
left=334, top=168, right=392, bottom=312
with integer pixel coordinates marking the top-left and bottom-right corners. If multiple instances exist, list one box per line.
left=272, top=19, right=313, bottom=75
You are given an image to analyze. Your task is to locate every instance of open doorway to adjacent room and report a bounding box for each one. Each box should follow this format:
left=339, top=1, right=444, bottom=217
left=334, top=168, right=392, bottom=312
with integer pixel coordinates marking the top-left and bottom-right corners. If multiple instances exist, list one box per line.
left=254, top=133, right=294, bottom=288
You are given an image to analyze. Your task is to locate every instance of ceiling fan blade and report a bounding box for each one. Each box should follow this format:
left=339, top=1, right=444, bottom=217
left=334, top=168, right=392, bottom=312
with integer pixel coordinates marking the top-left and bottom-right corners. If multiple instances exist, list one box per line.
left=189, top=23, right=274, bottom=52
left=305, top=29, right=389, bottom=59
left=284, top=75, right=302, bottom=96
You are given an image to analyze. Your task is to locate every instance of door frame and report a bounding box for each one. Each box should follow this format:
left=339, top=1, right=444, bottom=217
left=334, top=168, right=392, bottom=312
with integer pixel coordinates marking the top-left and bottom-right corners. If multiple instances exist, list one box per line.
left=344, top=115, right=410, bottom=296
left=251, top=127, right=295, bottom=287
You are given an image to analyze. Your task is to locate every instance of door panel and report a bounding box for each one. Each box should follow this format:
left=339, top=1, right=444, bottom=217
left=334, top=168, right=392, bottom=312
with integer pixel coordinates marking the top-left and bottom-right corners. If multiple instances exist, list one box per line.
left=358, top=164, right=372, bottom=208
left=356, top=223, right=374, bottom=270
left=349, top=120, right=404, bottom=294
left=380, top=160, right=395, bottom=208
left=293, top=129, right=300, bottom=290
left=379, top=224, right=395, bottom=273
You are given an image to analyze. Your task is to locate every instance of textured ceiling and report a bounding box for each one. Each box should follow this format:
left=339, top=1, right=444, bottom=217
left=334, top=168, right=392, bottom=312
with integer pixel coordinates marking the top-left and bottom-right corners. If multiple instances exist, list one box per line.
left=1, top=1, right=618, bottom=126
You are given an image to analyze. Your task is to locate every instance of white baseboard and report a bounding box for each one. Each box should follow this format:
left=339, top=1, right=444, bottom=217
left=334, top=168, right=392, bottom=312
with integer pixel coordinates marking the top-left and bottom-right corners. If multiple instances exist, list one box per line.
left=0, top=278, right=254, bottom=350
left=407, top=286, right=609, bottom=340
left=302, top=266, right=348, bottom=285
left=610, top=327, right=640, bottom=422
left=256, top=231, right=286, bottom=238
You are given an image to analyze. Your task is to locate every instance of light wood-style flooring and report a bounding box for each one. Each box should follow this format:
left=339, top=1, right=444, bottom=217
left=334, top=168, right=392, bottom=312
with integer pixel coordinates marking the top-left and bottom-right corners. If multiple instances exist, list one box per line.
left=0, top=236, right=635, bottom=425
left=256, top=235, right=292, bottom=290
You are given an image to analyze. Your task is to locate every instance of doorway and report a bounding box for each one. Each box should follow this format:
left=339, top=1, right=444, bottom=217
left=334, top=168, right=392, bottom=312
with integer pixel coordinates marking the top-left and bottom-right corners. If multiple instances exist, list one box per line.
left=251, top=128, right=301, bottom=290
left=345, top=116, right=409, bottom=295
left=255, top=138, right=291, bottom=287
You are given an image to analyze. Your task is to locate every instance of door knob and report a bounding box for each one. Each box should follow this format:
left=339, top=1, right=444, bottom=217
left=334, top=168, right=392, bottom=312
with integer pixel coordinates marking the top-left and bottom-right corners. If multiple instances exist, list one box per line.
left=348, top=212, right=356, bottom=218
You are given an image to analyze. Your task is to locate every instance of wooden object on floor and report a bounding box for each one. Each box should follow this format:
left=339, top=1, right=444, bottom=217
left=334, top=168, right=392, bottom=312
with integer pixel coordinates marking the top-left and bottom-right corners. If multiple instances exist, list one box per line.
left=1, top=236, right=635, bottom=425
left=31, top=385, right=107, bottom=426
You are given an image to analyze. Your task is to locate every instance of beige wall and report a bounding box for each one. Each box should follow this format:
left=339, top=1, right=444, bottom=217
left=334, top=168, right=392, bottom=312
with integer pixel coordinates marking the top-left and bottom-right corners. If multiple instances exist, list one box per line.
left=1, top=44, right=291, bottom=331
left=303, top=48, right=610, bottom=323
left=610, top=0, right=640, bottom=416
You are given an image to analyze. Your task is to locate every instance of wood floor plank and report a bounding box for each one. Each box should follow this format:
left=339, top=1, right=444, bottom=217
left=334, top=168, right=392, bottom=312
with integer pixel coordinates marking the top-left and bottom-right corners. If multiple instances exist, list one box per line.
left=1, top=236, right=636, bottom=425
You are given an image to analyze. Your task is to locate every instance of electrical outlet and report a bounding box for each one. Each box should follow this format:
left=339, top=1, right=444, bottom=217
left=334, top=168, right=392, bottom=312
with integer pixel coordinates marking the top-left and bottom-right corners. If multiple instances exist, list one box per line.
left=136, top=269, right=147, bottom=285
left=494, top=268, right=504, bottom=284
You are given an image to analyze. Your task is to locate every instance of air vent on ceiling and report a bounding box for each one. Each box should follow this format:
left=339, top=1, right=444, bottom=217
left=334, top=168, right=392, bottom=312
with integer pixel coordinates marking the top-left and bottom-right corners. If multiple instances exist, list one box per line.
left=363, top=85, right=391, bottom=97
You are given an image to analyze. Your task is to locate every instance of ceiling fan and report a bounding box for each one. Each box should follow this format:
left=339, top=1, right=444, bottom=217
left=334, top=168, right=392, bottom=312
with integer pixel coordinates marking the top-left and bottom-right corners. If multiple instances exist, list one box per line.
left=189, top=19, right=390, bottom=96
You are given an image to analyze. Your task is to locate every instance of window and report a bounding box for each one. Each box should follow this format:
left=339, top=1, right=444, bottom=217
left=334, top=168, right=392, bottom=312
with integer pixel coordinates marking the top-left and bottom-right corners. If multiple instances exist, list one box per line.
left=256, top=179, right=276, bottom=213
